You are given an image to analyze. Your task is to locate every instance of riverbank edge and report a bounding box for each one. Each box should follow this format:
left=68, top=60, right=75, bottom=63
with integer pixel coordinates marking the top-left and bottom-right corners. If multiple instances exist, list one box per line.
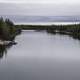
left=0, top=40, right=17, bottom=46
left=15, top=24, right=80, bottom=40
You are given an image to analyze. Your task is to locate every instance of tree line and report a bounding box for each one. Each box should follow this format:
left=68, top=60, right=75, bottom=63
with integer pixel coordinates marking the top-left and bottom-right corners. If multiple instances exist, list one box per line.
left=0, top=17, right=21, bottom=41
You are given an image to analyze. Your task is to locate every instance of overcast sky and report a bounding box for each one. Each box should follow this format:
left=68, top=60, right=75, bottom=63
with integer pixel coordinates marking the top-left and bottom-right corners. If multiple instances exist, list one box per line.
left=0, top=0, right=80, bottom=4
left=0, top=0, right=80, bottom=16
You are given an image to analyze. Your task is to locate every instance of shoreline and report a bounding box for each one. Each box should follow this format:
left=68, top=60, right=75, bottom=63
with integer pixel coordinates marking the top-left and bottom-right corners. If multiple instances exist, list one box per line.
left=0, top=40, right=17, bottom=46
left=15, top=23, right=80, bottom=40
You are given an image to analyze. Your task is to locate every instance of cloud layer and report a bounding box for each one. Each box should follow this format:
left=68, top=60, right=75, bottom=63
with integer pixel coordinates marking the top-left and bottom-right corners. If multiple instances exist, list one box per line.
left=0, top=3, right=80, bottom=16
left=0, top=0, right=80, bottom=4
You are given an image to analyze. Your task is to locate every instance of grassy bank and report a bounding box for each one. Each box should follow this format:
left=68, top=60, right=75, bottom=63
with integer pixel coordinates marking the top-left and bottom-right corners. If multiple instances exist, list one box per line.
left=16, top=24, right=80, bottom=40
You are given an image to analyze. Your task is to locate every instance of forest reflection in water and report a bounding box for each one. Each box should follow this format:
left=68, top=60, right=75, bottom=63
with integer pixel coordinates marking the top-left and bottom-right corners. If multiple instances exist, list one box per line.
left=0, top=45, right=12, bottom=59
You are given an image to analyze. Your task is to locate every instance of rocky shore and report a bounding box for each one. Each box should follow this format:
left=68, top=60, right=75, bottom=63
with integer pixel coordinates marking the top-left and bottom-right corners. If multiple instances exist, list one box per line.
left=0, top=40, right=17, bottom=46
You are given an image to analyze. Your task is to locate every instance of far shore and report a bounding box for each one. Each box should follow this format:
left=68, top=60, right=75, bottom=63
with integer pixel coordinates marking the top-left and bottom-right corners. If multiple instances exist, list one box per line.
left=15, top=22, right=80, bottom=40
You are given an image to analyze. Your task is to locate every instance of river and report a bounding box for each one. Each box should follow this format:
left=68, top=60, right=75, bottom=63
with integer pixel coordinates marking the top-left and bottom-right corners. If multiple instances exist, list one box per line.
left=0, top=30, right=80, bottom=80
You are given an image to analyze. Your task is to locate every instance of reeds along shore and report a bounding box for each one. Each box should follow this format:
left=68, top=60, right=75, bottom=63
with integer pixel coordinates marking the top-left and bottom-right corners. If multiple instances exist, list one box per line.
left=16, top=24, right=80, bottom=40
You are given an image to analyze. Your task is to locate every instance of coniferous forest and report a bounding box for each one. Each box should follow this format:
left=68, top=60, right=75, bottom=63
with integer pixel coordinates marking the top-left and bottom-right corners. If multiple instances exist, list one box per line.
left=0, top=17, right=21, bottom=41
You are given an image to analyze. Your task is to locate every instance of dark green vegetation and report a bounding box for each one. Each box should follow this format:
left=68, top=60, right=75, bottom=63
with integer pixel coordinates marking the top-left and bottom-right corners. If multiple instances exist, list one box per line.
left=16, top=24, right=80, bottom=40
left=46, top=24, right=80, bottom=40
left=0, top=17, right=21, bottom=41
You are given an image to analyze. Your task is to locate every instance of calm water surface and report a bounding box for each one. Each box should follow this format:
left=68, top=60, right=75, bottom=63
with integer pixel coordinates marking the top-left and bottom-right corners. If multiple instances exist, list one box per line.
left=0, top=31, right=80, bottom=80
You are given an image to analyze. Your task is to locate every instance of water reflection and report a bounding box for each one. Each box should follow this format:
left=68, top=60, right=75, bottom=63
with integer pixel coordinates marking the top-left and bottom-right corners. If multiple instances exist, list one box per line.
left=1, top=31, right=80, bottom=80
left=0, top=44, right=13, bottom=59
